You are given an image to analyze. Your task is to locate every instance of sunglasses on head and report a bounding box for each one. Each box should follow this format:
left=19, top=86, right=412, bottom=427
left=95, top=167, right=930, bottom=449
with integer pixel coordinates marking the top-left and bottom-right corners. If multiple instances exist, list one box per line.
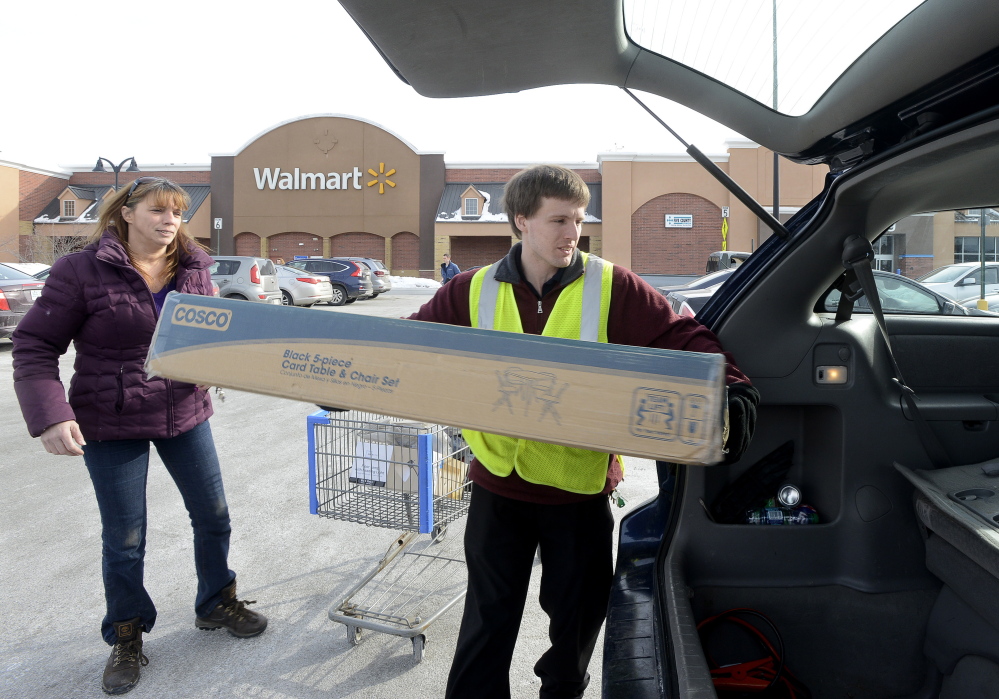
left=125, top=176, right=165, bottom=198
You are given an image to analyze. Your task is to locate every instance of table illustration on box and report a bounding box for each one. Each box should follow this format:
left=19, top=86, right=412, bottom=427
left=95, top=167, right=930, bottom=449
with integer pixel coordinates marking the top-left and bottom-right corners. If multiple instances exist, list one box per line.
left=492, top=367, right=567, bottom=423
left=631, top=388, right=680, bottom=440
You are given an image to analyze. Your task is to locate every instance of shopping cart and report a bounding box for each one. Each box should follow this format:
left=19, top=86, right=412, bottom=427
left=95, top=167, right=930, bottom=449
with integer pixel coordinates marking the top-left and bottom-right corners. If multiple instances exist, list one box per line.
left=307, top=409, right=472, bottom=661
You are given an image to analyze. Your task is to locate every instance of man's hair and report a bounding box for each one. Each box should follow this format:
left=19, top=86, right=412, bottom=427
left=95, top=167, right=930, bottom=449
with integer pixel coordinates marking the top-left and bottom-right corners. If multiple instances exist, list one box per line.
left=503, top=165, right=590, bottom=238
left=443, top=253, right=450, bottom=259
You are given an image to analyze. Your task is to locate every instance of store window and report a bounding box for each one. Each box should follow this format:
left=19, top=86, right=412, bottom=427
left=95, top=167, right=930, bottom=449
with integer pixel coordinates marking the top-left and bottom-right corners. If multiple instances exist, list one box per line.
left=955, top=236, right=999, bottom=263
left=464, top=198, right=479, bottom=217
left=63, top=200, right=75, bottom=218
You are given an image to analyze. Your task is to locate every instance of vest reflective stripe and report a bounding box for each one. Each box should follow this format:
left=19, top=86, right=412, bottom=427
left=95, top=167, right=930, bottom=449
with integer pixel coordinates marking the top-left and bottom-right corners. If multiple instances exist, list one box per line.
left=464, top=253, right=617, bottom=494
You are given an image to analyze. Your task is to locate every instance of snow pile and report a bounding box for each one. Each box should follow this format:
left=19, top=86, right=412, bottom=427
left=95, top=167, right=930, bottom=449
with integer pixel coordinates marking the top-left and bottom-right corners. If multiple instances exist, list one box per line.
left=389, top=276, right=441, bottom=289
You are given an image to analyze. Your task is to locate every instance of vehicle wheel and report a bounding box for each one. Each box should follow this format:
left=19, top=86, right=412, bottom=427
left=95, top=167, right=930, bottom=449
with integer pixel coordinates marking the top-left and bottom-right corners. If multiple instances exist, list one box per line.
left=328, top=285, right=347, bottom=306
left=345, top=298, right=357, bottom=304
left=225, top=294, right=247, bottom=300
left=281, top=290, right=294, bottom=306
left=412, top=634, right=426, bottom=662
left=347, top=623, right=362, bottom=646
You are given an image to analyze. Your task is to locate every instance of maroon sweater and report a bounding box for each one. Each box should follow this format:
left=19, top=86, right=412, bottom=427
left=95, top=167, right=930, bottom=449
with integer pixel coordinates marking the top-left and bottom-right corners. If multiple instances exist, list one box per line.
left=409, top=245, right=751, bottom=504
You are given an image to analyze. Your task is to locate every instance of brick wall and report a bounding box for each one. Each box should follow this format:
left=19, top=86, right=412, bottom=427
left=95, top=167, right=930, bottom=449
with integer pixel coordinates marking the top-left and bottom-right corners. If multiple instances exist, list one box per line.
left=266, top=232, right=324, bottom=262
left=901, top=257, right=935, bottom=279
left=445, top=168, right=601, bottom=183
left=19, top=171, right=68, bottom=220
left=391, top=232, right=420, bottom=275
left=235, top=232, right=260, bottom=256
left=449, top=236, right=514, bottom=270
left=632, top=193, right=722, bottom=274
left=69, top=170, right=211, bottom=186
left=329, top=232, right=385, bottom=259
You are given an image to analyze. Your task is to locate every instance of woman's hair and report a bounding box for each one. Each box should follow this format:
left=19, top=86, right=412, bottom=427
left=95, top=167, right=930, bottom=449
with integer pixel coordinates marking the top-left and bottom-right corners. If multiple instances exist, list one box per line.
left=92, top=177, right=200, bottom=282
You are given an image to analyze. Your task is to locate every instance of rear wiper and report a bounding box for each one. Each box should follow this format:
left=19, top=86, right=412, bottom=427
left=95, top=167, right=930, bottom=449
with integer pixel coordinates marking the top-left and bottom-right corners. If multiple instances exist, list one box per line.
left=624, top=88, right=790, bottom=241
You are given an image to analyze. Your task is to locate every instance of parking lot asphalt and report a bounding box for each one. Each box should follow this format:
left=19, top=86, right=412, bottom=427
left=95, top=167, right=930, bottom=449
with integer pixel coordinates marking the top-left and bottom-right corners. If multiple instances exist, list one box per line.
left=0, top=289, right=659, bottom=699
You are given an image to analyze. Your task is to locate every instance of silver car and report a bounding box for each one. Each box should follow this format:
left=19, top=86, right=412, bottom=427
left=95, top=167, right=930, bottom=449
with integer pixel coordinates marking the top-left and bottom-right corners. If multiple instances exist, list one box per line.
left=210, top=256, right=282, bottom=305
left=275, top=265, right=334, bottom=306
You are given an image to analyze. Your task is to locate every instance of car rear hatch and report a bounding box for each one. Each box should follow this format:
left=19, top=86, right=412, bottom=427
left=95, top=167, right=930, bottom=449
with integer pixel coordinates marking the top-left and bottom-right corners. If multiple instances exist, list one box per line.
left=339, top=0, right=999, bottom=171
left=0, top=280, right=45, bottom=314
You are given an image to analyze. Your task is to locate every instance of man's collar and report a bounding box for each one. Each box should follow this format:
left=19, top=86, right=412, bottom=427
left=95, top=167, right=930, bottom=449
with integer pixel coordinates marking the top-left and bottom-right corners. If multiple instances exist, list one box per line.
left=493, top=243, right=584, bottom=295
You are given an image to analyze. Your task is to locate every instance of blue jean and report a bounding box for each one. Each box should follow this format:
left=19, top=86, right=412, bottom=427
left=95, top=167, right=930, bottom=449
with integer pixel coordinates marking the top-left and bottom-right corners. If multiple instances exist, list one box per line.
left=82, top=420, right=236, bottom=645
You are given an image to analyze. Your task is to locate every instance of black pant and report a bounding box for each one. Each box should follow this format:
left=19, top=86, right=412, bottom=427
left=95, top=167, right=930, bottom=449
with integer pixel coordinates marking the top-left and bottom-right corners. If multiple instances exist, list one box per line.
left=445, top=484, right=614, bottom=699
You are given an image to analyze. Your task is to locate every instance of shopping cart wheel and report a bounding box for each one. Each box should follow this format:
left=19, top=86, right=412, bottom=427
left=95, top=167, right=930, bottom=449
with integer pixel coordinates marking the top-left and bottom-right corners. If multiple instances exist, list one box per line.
left=431, top=524, right=447, bottom=543
left=346, top=623, right=362, bottom=646
left=412, top=634, right=426, bottom=662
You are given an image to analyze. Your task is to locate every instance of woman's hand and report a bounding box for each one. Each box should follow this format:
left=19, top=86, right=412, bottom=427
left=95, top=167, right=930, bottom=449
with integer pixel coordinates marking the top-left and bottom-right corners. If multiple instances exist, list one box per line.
left=40, top=420, right=86, bottom=456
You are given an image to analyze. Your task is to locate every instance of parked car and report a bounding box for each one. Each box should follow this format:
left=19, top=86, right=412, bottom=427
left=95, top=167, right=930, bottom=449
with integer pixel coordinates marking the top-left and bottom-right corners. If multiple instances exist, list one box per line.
left=0, top=263, right=46, bottom=339
left=917, top=261, right=999, bottom=300
left=2, top=262, right=50, bottom=277
left=331, top=257, right=393, bottom=296
left=665, top=283, right=725, bottom=317
left=33, top=268, right=51, bottom=281
left=344, top=1, right=999, bottom=695
left=285, top=258, right=373, bottom=306
left=657, top=268, right=737, bottom=297
left=209, top=256, right=281, bottom=305
left=275, top=265, right=334, bottom=306
left=958, top=293, right=999, bottom=314
left=705, top=250, right=751, bottom=273
left=672, top=270, right=986, bottom=319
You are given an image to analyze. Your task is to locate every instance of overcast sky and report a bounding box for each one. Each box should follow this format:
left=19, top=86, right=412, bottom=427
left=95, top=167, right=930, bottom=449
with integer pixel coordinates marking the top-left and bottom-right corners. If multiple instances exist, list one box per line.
left=1, top=1, right=743, bottom=172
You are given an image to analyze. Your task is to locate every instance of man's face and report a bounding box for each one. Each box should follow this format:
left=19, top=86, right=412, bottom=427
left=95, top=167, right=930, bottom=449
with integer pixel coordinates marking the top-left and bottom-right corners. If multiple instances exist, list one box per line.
left=443, top=255, right=450, bottom=264
left=516, top=197, right=584, bottom=273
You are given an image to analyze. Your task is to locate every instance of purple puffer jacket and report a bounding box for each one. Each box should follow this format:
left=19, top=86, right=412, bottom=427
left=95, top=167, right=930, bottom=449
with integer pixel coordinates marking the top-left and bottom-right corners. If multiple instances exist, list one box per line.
left=13, top=230, right=214, bottom=441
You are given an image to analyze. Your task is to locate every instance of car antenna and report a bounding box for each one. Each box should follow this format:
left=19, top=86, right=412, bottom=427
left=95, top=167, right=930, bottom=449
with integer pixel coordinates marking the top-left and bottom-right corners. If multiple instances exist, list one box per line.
left=623, top=88, right=790, bottom=241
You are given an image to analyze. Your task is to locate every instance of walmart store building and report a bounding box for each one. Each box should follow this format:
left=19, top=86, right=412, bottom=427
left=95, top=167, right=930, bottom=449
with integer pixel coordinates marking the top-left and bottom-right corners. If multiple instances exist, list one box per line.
left=4, top=114, right=834, bottom=278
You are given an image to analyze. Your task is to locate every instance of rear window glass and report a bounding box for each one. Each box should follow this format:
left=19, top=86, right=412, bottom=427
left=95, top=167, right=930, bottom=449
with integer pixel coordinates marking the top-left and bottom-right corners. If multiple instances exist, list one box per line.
left=0, top=264, right=35, bottom=281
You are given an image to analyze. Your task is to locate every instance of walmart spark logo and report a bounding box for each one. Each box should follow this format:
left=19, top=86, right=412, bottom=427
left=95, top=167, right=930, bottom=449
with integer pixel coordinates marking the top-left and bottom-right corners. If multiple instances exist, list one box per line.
left=366, top=163, right=396, bottom=194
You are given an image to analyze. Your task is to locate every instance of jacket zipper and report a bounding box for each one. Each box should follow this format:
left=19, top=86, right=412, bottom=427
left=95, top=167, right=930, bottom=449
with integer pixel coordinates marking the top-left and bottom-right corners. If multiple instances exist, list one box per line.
left=166, top=379, right=175, bottom=438
left=538, top=300, right=543, bottom=314
left=115, top=366, right=125, bottom=413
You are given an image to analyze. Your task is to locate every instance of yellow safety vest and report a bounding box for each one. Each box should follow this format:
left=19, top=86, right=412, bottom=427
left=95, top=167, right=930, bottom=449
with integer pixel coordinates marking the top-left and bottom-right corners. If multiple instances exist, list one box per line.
left=463, top=252, right=618, bottom=494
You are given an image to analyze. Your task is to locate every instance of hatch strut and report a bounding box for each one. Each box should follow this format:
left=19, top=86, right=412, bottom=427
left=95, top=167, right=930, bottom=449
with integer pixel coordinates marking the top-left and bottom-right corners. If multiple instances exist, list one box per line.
left=624, top=88, right=790, bottom=241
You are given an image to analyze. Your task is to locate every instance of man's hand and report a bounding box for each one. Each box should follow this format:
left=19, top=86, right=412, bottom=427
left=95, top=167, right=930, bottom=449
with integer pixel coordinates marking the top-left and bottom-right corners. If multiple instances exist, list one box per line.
left=40, top=420, right=86, bottom=456
left=723, top=383, right=760, bottom=465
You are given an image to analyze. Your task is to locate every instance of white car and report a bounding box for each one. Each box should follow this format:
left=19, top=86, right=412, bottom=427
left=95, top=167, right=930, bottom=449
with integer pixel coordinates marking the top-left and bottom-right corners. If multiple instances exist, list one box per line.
left=917, top=261, right=999, bottom=300
left=275, top=265, right=334, bottom=306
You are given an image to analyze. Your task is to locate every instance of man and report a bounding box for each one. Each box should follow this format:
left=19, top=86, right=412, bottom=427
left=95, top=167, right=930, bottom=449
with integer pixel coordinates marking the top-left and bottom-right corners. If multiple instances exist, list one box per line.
left=441, top=253, right=460, bottom=283
left=409, top=165, right=758, bottom=699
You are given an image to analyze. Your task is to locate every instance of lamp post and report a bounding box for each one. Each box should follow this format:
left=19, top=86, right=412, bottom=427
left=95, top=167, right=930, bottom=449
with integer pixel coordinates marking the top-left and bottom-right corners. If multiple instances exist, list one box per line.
left=92, top=156, right=140, bottom=190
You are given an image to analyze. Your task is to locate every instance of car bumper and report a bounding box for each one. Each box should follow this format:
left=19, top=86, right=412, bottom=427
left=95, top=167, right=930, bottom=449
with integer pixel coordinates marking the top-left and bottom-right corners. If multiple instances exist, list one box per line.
left=0, top=310, right=24, bottom=338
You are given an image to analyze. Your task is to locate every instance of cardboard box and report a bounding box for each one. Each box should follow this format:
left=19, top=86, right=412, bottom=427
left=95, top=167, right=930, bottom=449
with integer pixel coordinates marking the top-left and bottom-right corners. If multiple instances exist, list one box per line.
left=146, top=293, right=727, bottom=464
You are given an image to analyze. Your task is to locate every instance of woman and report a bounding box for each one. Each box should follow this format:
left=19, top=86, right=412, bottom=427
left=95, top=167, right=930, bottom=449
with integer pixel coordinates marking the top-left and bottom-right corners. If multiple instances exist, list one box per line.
left=12, top=177, right=267, bottom=695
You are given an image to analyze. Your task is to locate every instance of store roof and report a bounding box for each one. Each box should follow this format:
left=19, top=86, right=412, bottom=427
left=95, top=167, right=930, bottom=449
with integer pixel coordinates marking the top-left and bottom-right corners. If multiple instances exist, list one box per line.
left=436, top=183, right=602, bottom=223
left=34, top=184, right=210, bottom=225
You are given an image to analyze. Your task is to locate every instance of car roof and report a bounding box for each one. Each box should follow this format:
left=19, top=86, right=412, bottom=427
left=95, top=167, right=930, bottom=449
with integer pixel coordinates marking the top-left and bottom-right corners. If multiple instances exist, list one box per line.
left=340, top=0, right=999, bottom=167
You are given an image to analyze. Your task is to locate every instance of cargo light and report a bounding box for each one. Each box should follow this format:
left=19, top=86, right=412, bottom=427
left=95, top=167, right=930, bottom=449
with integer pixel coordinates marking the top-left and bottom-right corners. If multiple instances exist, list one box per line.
left=250, top=264, right=261, bottom=284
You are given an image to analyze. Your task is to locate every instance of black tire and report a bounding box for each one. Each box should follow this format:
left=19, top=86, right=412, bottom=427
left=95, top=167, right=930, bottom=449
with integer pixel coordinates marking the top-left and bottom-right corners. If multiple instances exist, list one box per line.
left=329, top=285, right=347, bottom=306
left=225, top=294, right=247, bottom=301
left=345, top=298, right=357, bottom=304
left=281, top=290, right=294, bottom=306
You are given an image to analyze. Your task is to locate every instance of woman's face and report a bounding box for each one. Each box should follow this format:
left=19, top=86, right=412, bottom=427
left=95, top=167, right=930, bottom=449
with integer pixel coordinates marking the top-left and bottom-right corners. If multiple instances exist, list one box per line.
left=121, top=194, right=183, bottom=251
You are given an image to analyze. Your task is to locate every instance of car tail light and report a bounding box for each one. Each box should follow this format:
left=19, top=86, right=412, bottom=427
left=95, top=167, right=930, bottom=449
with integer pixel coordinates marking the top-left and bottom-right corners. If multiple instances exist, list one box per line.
left=678, top=302, right=697, bottom=318
left=374, top=270, right=386, bottom=276
left=296, top=277, right=319, bottom=284
left=350, top=264, right=362, bottom=277
left=258, top=294, right=268, bottom=300
left=0, top=289, right=8, bottom=311
left=250, top=264, right=261, bottom=284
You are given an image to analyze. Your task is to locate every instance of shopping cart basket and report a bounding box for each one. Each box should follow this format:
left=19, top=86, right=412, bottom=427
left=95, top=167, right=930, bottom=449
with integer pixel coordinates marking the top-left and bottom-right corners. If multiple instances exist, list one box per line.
left=307, top=409, right=472, bottom=660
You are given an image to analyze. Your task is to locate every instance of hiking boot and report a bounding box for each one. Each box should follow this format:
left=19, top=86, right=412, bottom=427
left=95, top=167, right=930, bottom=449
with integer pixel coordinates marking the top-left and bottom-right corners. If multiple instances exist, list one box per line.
left=102, top=618, right=148, bottom=695
left=195, top=581, right=268, bottom=638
